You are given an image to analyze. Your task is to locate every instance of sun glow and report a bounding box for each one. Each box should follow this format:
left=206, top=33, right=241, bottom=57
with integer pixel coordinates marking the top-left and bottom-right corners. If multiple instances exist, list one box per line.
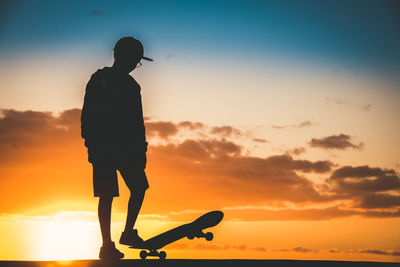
left=33, top=218, right=100, bottom=260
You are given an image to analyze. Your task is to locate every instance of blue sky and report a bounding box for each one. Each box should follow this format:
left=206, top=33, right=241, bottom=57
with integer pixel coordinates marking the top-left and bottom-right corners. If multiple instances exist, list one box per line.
left=1, top=0, right=400, bottom=77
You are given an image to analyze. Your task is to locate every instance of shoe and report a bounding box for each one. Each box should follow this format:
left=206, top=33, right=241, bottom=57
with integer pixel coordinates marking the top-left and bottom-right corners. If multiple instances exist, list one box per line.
left=99, top=241, right=124, bottom=260
left=119, top=229, right=145, bottom=247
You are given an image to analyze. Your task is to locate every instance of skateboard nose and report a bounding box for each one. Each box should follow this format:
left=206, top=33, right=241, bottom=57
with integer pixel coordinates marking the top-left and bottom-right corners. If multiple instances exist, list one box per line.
left=214, top=210, right=224, bottom=219
left=210, top=210, right=224, bottom=223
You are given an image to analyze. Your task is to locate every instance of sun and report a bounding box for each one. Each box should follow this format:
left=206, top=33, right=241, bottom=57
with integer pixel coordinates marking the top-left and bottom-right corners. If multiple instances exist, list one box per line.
left=33, top=217, right=100, bottom=260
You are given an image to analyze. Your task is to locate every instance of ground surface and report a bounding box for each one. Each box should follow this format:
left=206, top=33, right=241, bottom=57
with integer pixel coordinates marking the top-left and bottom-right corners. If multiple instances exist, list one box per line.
left=0, top=260, right=399, bottom=267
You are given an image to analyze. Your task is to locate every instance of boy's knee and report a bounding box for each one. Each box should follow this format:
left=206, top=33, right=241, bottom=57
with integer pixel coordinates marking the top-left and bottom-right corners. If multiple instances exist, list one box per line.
left=99, top=195, right=114, bottom=203
left=129, top=187, right=147, bottom=196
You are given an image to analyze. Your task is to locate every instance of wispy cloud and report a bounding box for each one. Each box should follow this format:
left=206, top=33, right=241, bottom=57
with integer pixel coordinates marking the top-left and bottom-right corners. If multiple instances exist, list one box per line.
left=272, top=121, right=315, bottom=130
left=146, top=121, right=179, bottom=139
left=286, top=147, right=306, bottom=155
left=326, top=97, right=371, bottom=111
left=167, top=242, right=266, bottom=252
left=210, top=125, right=241, bottom=137
left=252, top=138, right=268, bottom=143
left=355, top=249, right=400, bottom=257
left=165, top=54, right=174, bottom=60
left=309, top=134, right=364, bottom=150
left=292, top=246, right=318, bottom=253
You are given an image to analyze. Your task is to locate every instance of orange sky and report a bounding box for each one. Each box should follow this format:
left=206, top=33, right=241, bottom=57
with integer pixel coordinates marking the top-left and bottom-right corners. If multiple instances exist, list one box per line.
left=0, top=102, right=399, bottom=261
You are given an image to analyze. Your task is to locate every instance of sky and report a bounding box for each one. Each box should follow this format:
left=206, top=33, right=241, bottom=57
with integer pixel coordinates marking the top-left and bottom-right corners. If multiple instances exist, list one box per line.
left=0, top=0, right=400, bottom=262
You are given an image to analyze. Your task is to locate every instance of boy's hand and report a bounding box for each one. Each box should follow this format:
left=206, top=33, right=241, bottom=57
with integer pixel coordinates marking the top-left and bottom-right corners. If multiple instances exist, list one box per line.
left=143, top=141, right=148, bottom=169
left=142, top=141, right=148, bottom=169
left=143, top=152, right=147, bottom=169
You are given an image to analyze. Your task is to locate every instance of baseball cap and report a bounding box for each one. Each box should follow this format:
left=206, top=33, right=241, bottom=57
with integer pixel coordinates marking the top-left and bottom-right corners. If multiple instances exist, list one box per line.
left=113, top=37, right=153, bottom=62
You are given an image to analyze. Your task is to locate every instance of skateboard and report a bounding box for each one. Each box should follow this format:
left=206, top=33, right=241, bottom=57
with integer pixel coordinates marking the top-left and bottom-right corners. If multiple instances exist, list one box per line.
left=129, top=210, right=224, bottom=260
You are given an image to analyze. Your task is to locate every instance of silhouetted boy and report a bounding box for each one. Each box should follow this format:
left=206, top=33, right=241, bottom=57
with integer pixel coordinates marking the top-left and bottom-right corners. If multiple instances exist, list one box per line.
left=81, top=37, right=153, bottom=260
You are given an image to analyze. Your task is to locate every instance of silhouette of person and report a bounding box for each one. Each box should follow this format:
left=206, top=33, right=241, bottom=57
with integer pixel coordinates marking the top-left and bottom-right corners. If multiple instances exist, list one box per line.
left=81, top=36, right=153, bottom=260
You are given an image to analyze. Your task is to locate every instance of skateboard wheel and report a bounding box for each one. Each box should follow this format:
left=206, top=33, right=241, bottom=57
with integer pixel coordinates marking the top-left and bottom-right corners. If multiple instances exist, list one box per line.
left=205, top=232, right=213, bottom=241
left=159, top=251, right=167, bottom=260
left=140, top=250, right=147, bottom=260
left=187, top=234, right=195, bottom=240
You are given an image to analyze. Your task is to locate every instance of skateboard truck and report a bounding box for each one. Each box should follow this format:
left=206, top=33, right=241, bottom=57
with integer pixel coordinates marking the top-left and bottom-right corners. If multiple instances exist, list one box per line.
left=187, top=231, right=213, bottom=241
left=139, top=249, right=166, bottom=260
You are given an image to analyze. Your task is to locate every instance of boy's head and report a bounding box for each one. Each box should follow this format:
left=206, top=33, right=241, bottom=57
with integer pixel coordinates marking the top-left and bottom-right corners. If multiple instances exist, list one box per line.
left=113, top=37, right=153, bottom=73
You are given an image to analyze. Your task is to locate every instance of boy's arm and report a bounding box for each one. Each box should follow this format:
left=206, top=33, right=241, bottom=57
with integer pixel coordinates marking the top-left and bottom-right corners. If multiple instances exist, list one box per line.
left=81, top=73, right=103, bottom=148
left=137, top=91, right=148, bottom=153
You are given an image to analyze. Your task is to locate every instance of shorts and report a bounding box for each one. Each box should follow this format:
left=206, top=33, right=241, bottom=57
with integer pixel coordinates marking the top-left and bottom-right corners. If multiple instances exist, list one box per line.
left=89, top=145, right=149, bottom=197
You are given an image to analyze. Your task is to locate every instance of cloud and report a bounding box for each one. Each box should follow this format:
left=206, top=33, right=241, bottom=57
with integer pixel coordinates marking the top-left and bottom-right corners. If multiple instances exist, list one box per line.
left=145, top=121, right=179, bottom=139
left=286, top=147, right=306, bottom=155
left=292, top=246, right=317, bottom=253
left=328, top=248, right=341, bottom=253
left=0, top=108, right=81, bottom=160
left=329, top=165, right=400, bottom=194
left=159, top=205, right=400, bottom=222
left=274, top=248, right=290, bottom=252
left=178, top=121, right=204, bottom=130
left=272, top=125, right=285, bottom=129
left=165, top=54, right=174, bottom=60
left=292, top=158, right=333, bottom=173
left=253, top=138, right=268, bottom=143
left=144, top=120, right=204, bottom=139
left=219, top=205, right=400, bottom=221
left=326, top=97, right=371, bottom=111
left=358, top=193, right=400, bottom=209
left=251, top=247, right=267, bottom=252
left=309, top=134, right=364, bottom=150
left=168, top=243, right=266, bottom=252
left=357, top=249, right=400, bottom=257
left=194, top=244, right=228, bottom=251
left=168, top=241, right=400, bottom=257
left=330, top=165, right=396, bottom=179
left=328, top=165, right=400, bottom=211
left=151, top=140, right=334, bottom=205
left=153, top=138, right=242, bottom=161
left=297, top=121, right=312, bottom=128
left=362, top=104, right=371, bottom=111
left=210, top=126, right=241, bottom=137
left=272, top=120, right=315, bottom=130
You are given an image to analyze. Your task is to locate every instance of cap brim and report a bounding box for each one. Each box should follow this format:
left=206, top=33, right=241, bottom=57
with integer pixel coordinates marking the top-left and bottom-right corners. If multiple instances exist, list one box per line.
left=142, top=56, right=153, bottom=62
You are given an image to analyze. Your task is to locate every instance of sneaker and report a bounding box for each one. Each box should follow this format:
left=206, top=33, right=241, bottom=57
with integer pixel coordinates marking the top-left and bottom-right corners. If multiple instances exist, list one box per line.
left=99, top=241, right=124, bottom=260
left=119, top=229, right=145, bottom=247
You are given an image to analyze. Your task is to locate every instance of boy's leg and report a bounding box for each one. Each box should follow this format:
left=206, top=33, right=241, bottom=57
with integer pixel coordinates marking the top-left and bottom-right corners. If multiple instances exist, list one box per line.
left=119, top=163, right=149, bottom=245
left=124, top=189, right=145, bottom=231
left=92, top=161, right=119, bottom=245
left=98, top=195, right=124, bottom=259
left=90, top=147, right=124, bottom=259
left=98, top=196, right=113, bottom=245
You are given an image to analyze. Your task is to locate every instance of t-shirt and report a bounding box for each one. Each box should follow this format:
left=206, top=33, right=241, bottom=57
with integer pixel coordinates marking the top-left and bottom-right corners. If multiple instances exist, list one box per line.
left=81, top=67, right=147, bottom=158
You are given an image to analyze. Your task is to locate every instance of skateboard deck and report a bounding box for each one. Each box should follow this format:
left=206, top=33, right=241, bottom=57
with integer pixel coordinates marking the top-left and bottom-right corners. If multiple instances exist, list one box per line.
left=129, top=210, right=224, bottom=259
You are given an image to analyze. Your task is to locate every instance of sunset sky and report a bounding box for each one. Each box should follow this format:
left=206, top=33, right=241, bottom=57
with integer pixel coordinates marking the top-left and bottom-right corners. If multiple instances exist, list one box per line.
left=0, top=0, right=400, bottom=262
